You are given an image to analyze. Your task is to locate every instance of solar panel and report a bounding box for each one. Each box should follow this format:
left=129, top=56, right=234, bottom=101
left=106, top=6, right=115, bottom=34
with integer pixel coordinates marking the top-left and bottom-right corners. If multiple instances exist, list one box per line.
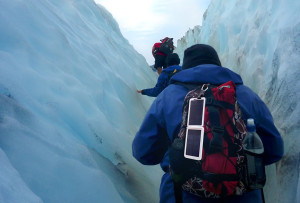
left=188, top=98, right=206, bottom=126
left=184, top=127, right=204, bottom=160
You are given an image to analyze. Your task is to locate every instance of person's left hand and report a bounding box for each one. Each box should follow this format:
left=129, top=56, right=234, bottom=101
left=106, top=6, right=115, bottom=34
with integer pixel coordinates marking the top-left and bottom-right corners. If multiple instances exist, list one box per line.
left=136, top=90, right=142, bottom=93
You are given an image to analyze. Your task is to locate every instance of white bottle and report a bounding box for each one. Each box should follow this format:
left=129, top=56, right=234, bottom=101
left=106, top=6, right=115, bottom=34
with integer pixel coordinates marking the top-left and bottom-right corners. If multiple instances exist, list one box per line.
left=243, top=118, right=266, bottom=190
left=243, top=118, right=264, bottom=154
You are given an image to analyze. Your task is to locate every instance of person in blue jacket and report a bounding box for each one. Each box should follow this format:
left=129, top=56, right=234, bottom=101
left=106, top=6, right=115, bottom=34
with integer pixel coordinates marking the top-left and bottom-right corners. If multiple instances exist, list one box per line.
left=137, top=53, right=182, bottom=97
left=132, top=44, right=284, bottom=203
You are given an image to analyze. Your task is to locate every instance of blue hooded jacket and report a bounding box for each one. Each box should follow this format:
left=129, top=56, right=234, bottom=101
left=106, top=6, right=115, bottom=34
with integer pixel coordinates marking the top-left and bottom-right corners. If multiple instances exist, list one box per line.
left=132, top=65, right=284, bottom=203
left=142, top=65, right=182, bottom=97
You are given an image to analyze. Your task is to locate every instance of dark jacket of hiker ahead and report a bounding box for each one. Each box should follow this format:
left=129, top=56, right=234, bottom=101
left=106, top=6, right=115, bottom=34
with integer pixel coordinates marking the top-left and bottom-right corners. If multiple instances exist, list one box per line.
left=141, top=65, right=182, bottom=97
left=132, top=44, right=284, bottom=203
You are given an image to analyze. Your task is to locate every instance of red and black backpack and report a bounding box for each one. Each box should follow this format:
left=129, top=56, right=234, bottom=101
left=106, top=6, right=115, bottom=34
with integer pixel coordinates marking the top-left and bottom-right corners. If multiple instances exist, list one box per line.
left=154, top=37, right=174, bottom=55
left=169, top=81, right=249, bottom=201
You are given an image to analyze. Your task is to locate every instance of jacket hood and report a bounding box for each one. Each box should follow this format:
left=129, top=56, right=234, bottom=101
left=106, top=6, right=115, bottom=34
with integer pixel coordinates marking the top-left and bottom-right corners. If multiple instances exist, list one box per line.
left=170, top=64, right=243, bottom=85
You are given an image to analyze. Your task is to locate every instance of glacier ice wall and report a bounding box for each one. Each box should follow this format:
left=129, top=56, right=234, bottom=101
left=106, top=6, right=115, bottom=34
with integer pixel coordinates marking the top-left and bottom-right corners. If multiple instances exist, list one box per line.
left=0, top=0, right=162, bottom=202
left=175, top=0, right=300, bottom=202
left=176, top=25, right=201, bottom=64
